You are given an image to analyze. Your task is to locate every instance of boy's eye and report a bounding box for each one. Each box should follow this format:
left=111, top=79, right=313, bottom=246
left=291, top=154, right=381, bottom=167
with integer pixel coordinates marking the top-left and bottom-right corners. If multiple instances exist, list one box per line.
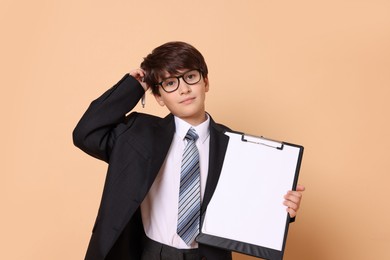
left=164, top=79, right=177, bottom=87
left=186, top=73, right=195, bottom=80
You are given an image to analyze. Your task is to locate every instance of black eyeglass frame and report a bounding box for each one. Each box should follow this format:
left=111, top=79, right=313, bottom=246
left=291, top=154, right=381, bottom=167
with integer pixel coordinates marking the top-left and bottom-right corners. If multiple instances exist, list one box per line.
left=155, top=69, right=203, bottom=93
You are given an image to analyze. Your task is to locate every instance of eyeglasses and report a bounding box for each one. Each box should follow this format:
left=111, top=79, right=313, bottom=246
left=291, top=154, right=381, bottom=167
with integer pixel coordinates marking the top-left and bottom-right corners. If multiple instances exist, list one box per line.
left=156, top=69, right=202, bottom=93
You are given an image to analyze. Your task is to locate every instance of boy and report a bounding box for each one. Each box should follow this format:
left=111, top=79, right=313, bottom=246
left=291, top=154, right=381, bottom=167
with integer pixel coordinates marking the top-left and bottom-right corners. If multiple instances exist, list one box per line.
left=73, top=41, right=304, bottom=260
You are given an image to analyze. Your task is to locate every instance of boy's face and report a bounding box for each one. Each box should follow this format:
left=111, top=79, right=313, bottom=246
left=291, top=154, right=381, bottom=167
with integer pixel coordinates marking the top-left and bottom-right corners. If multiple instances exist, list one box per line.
left=154, top=70, right=209, bottom=126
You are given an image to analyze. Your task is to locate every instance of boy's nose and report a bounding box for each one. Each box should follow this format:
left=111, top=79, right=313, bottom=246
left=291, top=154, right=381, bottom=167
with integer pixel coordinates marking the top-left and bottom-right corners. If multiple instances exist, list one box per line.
left=178, top=79, right=191, bottom=94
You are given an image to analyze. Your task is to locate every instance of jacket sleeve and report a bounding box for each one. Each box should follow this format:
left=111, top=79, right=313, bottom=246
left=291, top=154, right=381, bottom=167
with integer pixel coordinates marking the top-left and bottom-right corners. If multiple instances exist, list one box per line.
left=72, top=74, right=145, bottom=163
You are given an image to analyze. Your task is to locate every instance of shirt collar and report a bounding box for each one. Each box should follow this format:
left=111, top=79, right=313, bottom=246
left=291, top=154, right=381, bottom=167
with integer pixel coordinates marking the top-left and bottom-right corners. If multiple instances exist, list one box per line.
left=174, top=114, right=210, bottom=144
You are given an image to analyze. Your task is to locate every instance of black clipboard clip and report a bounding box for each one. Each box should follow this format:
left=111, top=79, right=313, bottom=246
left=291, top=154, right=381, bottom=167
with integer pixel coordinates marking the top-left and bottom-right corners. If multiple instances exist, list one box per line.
left=241, top=134, right=284, bottom=150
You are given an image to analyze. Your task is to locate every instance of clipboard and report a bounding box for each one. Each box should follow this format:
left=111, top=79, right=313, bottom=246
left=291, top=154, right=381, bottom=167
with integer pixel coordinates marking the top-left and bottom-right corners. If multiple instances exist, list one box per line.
left=196, top=131, right=304, bottom=260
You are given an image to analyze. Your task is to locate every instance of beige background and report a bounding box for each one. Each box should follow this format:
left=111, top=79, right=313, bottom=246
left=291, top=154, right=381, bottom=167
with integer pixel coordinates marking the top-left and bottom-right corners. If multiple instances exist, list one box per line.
left=1, top=0, right=389, bottom=259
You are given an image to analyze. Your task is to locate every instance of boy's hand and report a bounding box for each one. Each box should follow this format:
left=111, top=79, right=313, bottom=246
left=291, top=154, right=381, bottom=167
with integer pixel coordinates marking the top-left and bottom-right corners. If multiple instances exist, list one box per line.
left=283, top=184, right=305, bottom=218
left=130, top=68, right=149, bottom=91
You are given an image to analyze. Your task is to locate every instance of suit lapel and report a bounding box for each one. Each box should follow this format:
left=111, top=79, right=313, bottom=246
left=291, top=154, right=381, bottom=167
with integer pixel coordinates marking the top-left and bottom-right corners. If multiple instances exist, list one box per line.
left=202, top=118, right=230, bottom=214
left=148, top=114, right=175, bottom=183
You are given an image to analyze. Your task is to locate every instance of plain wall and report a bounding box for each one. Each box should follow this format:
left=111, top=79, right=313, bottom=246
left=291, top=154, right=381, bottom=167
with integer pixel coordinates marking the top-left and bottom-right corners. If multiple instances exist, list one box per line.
left=1, top=0, right=389, bottom=259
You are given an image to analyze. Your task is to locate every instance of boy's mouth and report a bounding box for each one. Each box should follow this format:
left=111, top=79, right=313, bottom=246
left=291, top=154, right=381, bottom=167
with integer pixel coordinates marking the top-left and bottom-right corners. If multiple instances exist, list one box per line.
left=180, top=97, right=195, bottom=104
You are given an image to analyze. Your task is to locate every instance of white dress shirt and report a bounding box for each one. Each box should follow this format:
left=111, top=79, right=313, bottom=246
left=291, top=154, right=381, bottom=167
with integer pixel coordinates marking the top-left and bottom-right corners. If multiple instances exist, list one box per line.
left=140, top=114, right=210, bottom=249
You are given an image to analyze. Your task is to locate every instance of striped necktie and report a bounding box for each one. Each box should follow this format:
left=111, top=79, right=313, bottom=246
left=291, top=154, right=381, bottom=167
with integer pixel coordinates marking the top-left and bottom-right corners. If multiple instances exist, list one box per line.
left=177, top=127, right=201, bottom=245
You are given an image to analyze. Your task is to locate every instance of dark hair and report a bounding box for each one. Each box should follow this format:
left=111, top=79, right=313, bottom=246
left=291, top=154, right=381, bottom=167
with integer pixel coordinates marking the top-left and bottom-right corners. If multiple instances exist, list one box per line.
left=140, top=41, right=208, bottom=95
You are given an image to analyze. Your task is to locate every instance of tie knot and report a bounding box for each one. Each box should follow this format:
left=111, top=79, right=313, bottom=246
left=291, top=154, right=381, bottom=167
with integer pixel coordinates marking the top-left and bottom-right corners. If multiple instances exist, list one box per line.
left=185, top=128, right=199, bottom=142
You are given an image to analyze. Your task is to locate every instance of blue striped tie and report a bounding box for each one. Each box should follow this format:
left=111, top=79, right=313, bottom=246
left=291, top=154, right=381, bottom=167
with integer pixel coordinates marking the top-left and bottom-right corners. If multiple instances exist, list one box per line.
left=177, top=127, right=201, bottom=245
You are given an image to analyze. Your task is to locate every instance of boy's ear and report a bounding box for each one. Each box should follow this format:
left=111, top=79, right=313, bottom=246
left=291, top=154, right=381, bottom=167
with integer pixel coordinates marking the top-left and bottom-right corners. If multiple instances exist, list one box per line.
left=154, top=94, right=165, bottom=106
left=204, top=77, right=209, bottom=92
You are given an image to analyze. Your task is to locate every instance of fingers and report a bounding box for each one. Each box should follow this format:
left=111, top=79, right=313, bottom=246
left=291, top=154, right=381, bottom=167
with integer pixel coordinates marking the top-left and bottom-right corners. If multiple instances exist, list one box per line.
left=286, top=207, right=298, bottom=218
left=284, top=191, right=302, bottom=204
left=296, top=184, right=305, bottom=192
left=129, top=68, right=149, bottom=91
left=129, top=68, right=145, bottom=81
left=284, top=193, right=300, bottom=208
left=283, top=196, right=300, bottom=218
left=283, top=184, right=305, bottom=218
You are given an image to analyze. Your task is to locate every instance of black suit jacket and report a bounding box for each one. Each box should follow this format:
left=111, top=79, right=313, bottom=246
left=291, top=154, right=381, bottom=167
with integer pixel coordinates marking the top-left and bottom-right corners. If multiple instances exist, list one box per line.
left=73, top=75, right=232, bottom=260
